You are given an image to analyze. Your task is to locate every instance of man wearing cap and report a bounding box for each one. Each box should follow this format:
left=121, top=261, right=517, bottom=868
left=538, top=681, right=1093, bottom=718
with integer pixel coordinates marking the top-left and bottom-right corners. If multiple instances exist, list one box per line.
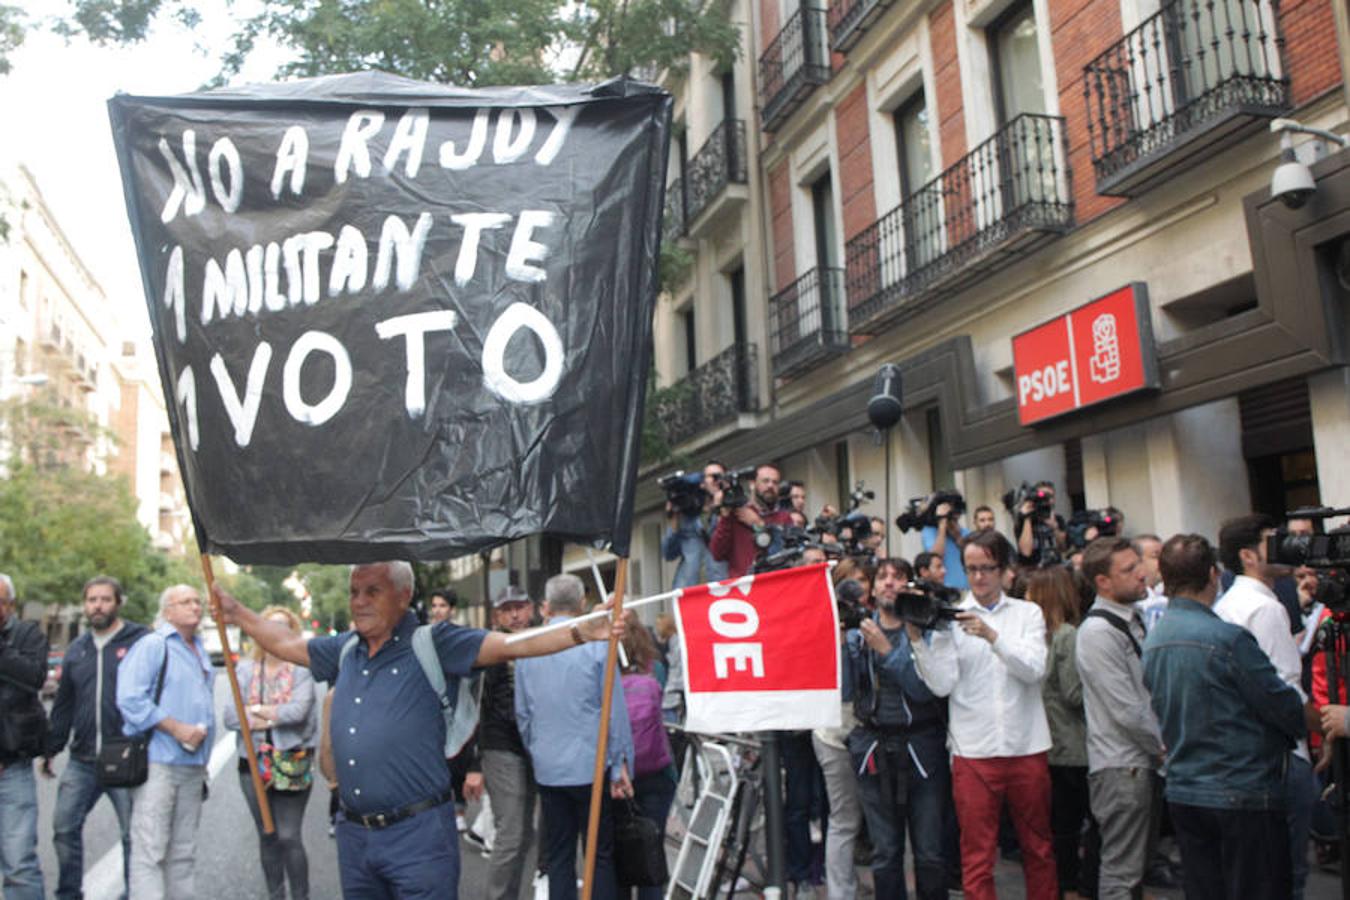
left=215, top=561, right=625, bottom=899
left=480, top=585, right=541, bottom=900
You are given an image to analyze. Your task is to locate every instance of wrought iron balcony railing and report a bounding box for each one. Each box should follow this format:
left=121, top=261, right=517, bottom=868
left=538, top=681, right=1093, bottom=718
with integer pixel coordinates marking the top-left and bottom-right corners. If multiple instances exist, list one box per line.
left=769, top=267, right=850, bottom=379
left=651, top=342, right=759, bottom=447
left=844, top=114, right=1073, bottom=332
left=759, top=5, right=831, bottom=132
left=829, top=0, right=893, bottom=52
left=662, top=176, right=687, bottom=244
left=1083, top=0, right=1289, bottom=196
left=684, top=120, right=748, bottom=227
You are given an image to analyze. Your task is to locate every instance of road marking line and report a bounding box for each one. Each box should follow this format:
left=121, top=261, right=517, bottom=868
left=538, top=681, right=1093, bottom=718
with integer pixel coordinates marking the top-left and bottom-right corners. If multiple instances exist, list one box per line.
left=81, top=733, right=238, bottom=899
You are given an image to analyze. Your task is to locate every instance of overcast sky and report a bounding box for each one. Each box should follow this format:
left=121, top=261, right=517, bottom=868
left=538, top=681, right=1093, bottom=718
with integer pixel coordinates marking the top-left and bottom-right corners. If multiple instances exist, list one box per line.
left=0, top=2, right=283, bottom=343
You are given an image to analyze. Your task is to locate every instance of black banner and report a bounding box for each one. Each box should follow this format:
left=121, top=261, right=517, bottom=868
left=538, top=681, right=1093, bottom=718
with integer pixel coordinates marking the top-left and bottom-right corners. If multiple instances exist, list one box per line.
left=109, top=73, right=671, bottom=564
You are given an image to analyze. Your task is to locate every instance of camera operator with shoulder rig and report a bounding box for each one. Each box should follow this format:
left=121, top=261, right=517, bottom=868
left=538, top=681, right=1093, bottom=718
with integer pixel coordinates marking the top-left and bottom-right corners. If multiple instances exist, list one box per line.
left=1011, top=481, right=1068, bottom=568
left=842, top=558, right=952, bottom=900
left=709, top=463, right=794, bottom=578
left=659, top=461, right=731, bottom=589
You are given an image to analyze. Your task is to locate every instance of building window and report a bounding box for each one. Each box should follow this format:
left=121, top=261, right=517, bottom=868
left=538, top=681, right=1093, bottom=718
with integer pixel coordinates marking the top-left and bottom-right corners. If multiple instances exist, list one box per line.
left=835, top=440, right=851, bottom=508
left=721, top=70, right=737, bottom=122
left=728, top=266, right=747, bottom=348
left=1240, top=377, right=1321, bottom=518
left=894, top=91, right=940, bottom=270
left=18, top=269, right=29, bottom=310
left=811, top=171, right=841, bottom=332
left=990, top=2, right=1047, bottom=123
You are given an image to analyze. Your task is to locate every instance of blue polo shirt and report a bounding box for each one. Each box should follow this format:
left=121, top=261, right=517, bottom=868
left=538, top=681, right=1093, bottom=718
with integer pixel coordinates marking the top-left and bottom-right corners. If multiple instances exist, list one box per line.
left=309, top=612, right=487, bottom=816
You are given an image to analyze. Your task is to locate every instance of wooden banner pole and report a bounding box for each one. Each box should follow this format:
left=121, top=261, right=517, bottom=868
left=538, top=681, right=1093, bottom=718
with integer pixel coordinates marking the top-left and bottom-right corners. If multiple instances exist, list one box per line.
left=202, top=554, right=275, bottom=834
left=580, top=556, right=628, bottom=900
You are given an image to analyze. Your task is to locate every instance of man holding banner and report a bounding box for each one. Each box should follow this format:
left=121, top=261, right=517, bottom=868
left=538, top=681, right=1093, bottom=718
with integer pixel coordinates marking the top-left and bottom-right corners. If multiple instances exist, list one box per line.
left=215, top=561, right=623, bottom=898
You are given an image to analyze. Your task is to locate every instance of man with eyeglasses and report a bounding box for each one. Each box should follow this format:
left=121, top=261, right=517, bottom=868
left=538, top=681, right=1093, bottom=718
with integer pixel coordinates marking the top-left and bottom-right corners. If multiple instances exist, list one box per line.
left=908, top=529, right=1057, bottom=900
left=117, top=584, right=216, bottom=900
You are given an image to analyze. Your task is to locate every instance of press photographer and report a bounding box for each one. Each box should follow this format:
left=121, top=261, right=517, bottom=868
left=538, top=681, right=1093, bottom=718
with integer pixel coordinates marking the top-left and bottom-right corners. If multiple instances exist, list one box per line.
left=659, top=461, right=731, bottom=588
left=812, top=482, right=879, bottom=565
left=710, top=463, right=794, bottom=578
left=900, top=491, right=969, bottom=590
left=843, top=559, right=951, bottom=900
left=1006, top=481, right=1067, bottom=568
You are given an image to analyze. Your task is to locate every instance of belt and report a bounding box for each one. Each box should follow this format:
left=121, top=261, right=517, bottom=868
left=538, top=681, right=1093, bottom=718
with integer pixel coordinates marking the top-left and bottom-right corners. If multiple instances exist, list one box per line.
left=341, top=788, right=454, bottom=830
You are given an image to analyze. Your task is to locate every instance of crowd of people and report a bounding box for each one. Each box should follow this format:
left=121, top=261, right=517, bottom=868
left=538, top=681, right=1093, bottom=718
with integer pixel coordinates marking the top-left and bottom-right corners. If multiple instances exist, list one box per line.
left=0, top=459, right=1342, bottom=900
left=659, top=460, right=1343, bottom=900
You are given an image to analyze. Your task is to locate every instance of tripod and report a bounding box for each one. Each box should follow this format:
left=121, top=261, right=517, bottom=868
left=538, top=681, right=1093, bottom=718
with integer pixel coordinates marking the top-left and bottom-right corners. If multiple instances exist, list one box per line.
left=1319, top=614, right=1350, bottom=900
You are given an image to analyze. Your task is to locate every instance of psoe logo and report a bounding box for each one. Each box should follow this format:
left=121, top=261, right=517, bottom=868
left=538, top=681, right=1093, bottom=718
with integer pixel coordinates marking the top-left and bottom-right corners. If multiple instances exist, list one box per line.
left=1089, top=313, right=1121, bottom=384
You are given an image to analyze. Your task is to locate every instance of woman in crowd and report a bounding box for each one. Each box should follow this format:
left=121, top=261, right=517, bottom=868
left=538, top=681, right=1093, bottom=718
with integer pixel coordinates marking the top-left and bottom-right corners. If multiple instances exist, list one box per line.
left=1028, top=567, right=1099, bottom=900
left=620, top=611, right=678, bottom=900
left=224, top=606, right=318, bottom=900
left=815, top=558, right=874, bottom=899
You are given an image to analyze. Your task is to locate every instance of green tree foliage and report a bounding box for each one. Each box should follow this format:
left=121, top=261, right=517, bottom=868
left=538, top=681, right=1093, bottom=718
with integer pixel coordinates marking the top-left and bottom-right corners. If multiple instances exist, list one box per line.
left=0, top=4, right=22, bottom=75
left=294, top=562, right=351, bottom=633
left=0, top=462, right=197, bottom=626
left=54, top=0, right=739, bottom=86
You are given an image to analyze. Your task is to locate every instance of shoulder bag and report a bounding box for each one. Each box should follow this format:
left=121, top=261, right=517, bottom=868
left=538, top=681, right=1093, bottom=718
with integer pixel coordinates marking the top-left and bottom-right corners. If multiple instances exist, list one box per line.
left=96, top=641, right=168, bottom=788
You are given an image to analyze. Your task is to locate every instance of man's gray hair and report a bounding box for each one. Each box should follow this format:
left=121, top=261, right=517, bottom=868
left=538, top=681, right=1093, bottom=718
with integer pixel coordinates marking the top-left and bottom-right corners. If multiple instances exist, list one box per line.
left=351, top=561, right=415, bottom=596
left=544, top=573, right=585, bottom=614
left=0, top=573, right=13, bottom=602
left=157, top=584, right=197, bottom=616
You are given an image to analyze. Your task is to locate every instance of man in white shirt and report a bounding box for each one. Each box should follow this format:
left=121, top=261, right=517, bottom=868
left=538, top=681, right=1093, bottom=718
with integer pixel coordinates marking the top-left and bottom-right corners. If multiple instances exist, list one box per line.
left=909, top=530, right=1056, bottom=900
left=1215, top=514, right=1314, bottom=900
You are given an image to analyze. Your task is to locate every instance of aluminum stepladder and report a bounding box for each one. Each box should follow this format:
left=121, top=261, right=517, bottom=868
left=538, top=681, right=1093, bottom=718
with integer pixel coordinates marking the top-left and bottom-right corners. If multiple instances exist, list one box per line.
left=666, top=740, right=739, bottom=899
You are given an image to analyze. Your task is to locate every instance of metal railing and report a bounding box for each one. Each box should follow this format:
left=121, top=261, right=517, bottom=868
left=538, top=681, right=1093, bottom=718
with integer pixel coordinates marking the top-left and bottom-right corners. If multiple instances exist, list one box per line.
left=844, top=113, right=1073, bottom=328
left=1083, top=0, right=1288, bottom=190
left=759, top=5, right=831, bottom=131
left=768, top=267, right=849, bottom=378
left=685, top=120, right=749, bottom=226
left=651, top=343, right=759, bottom=447
left=663, top=176, right=687, bottom=244
left=828, top=0, right=891, bottom=51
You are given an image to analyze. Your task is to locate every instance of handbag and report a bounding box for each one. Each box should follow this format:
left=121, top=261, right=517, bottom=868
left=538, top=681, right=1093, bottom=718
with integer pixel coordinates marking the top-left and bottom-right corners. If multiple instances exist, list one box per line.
left=614, top=799, right=668, bottom=887
left=97, top=642, right=168, bottom=788
left=254, top=662, right=313, bottom=793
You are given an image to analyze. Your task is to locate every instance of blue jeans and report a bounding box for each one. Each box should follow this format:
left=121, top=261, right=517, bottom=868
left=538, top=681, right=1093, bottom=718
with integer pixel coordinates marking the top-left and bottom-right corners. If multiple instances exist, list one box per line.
left=666, top=517, right=726, bottom=589
left=54, top=757, right=132, bottom=900
left=336, top=800, right=459, bottom=899
left=854, top=733, right=949, bottom=900
left=1287, top=753, right=1314, bottom=900
left=630, top=769, right=676, bottom=900
left=539, top=783, right=617, bottom=900
left=0, top=761, right=44, bottom=900
left=781, top=731, right=824, bottom=884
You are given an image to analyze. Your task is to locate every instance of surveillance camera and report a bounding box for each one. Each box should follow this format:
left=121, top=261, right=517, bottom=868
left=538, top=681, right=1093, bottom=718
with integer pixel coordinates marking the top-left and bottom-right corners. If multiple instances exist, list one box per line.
left=1271, top=149, right=1315, bottom=209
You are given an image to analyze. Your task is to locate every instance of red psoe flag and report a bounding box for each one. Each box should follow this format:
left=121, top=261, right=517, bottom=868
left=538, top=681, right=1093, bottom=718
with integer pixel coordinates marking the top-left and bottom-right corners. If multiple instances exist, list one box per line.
left=675, top=563, right=842, bottom=733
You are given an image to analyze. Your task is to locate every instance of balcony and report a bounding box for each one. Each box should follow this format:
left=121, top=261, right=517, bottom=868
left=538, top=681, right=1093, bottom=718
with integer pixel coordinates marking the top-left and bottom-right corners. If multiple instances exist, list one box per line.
left=769, top=267, right=850, bottom=379
left=663, top=176, right=687, bottom=245
left=684, top=120, right=749, bottom=236
left=759, top=5, right=831, bottom=132
left=844, top=114, right=1074, bottom=333
left=829, top=0, right=893, bottom=52
left=651, top=342, right=759, bottom=448
left=1084, top=0, right=1289, bottom=197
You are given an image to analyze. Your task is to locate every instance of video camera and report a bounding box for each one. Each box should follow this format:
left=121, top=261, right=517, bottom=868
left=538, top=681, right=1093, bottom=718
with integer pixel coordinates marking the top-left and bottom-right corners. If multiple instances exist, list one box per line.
left=1003, top=482, right=1054, bottom=519
left=753, top=525, right=840, bottom=573
left=810, top=482, right=877, bottom=561
left=895, top=579, right=963, bottom=631
left=895, top=490, right=965, bottom=534
left=715, top=465, right=758, bottom=509
left=1266, top=506, right=1350, bottom=614
left=835, top=578, right=869, bottom=630
left=1066, top=508, right=1121, bottom=549
left=658, top=470, right=707, bottom=518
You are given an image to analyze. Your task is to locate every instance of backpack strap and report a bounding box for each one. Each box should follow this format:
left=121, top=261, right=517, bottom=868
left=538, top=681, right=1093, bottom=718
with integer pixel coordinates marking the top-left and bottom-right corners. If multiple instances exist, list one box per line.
left=412, top=625, right=480, bottom=758
left=411, top=626, right=452, bottom=715
left=1084, top=608, right=1142, bottom=658
left=337, top=634, right=360, bottom=673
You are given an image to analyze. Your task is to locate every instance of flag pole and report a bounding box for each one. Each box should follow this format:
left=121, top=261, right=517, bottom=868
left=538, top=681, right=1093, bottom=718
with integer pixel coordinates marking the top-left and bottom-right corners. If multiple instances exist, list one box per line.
left=202, top=553, right=275, bottom=834
left=581, top=556, right=628, bottom=900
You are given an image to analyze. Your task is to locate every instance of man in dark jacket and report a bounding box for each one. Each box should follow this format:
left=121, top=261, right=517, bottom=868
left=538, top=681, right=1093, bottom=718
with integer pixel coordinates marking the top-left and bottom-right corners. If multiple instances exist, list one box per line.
left=480, top=585, right=540, bottom=900
left=1142, top=534, right=1306, bottom=900
left=849, top=559, right=951, bottom=900
left=0, top=572, right=50, bottom=900
left=45, top=576, right=149, bottom=900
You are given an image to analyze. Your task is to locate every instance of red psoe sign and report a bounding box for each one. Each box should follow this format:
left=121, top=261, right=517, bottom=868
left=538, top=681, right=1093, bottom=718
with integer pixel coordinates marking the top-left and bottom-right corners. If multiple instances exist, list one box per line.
left=675, top=563, right=841, bottom=733
left=1012, top=283, right=1158, bottom=426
